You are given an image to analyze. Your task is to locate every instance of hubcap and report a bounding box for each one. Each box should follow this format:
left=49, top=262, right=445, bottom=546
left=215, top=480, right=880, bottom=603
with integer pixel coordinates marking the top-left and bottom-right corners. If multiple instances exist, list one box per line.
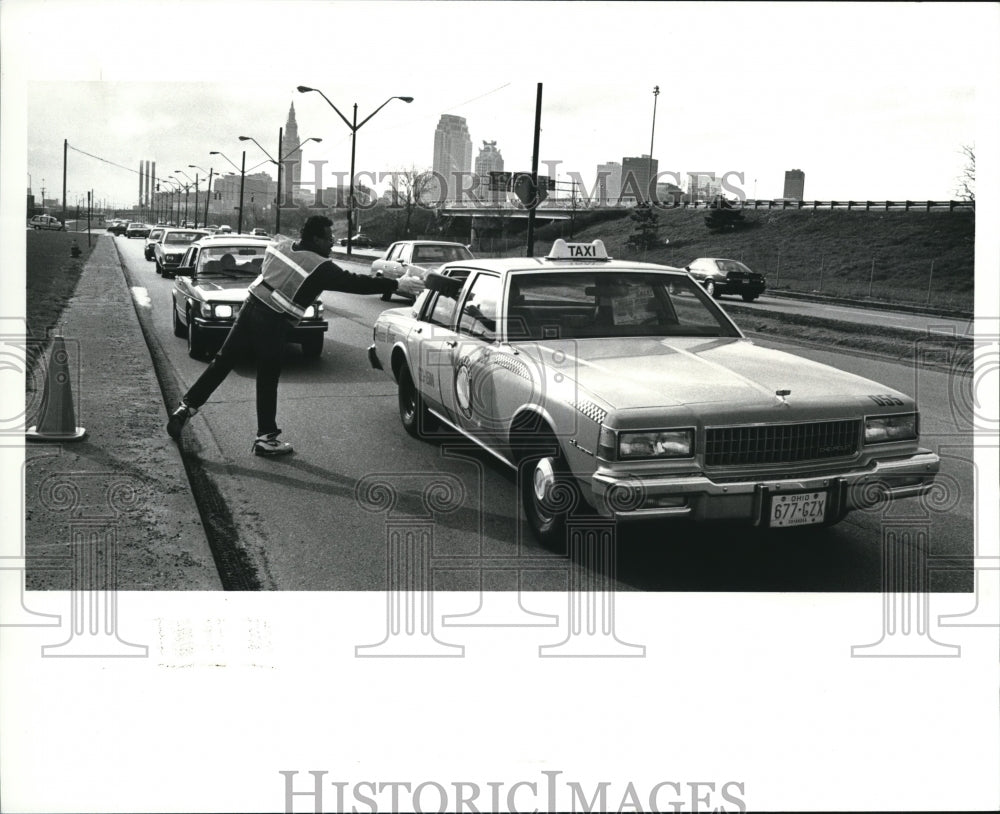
left=532, top=457, right=556, bottom=504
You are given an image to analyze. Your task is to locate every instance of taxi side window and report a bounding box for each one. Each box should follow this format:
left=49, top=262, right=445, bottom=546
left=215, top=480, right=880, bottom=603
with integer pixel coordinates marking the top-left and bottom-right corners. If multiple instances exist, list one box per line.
left=386, top=244, right=403, bottom=262
left=458, top=273, right=500, bottom=342
left=423, top=269, right=470, bottom=328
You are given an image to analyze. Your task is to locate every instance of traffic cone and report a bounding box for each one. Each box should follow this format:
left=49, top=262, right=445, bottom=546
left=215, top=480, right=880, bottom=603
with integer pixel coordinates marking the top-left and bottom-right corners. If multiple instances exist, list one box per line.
left=26, top=335, right=87, bottom=442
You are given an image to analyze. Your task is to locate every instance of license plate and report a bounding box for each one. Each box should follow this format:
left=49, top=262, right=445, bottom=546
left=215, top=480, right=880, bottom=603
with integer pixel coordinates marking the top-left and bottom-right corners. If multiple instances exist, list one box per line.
left=769, top=491, right=827, bottom=527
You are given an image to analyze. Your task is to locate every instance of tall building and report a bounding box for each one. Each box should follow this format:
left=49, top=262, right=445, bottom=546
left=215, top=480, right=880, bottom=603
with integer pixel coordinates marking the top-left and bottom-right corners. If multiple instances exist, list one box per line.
left=620, top=155, right=658, bottom=203
left=687, top=172, right=723, bottom=202
left=432, top=114, right=472, bottom=200
left=595, top=162, right=622, bottom=203
left=475, top=140, right=504, bottom=202
left=281, top=103, right=303, bottom=195
left=783, top=169, right=805, bottom=200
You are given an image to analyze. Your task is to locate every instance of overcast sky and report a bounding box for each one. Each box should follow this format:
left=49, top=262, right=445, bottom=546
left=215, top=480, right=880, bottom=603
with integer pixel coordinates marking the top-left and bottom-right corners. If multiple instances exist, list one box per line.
left=5, top=1, right=996, bottom=208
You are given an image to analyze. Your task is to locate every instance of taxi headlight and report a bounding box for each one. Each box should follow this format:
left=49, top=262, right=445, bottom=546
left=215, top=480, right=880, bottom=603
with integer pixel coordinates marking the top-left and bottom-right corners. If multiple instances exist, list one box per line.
left=865, top=413, right=918, bottom=444
left=607, top=428, right=694, bottom=460
left=214, top=304, right=234, bottom=319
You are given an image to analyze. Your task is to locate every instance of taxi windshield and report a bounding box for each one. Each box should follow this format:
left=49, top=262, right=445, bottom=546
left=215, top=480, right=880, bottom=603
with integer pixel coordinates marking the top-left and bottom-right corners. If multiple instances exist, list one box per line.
left=196, top=245, right=266, bottom=277
left=506, top=271, right=739, bottom=340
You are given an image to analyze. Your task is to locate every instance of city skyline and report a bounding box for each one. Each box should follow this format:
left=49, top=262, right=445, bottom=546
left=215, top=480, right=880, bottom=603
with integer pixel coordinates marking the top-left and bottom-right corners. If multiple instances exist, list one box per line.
left=10, top=3, right=992, bottom=213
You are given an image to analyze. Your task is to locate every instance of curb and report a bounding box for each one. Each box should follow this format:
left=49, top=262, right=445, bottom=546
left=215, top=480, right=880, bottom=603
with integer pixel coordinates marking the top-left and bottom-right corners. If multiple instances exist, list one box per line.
left=763, top=289, right=972, bottom=320
left=24, top=234, right=223, bottom=590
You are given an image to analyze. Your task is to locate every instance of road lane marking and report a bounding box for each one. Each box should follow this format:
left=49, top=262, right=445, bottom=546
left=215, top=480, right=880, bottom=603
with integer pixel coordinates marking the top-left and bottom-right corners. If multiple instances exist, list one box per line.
left=131, top=287, right=152, bottom=308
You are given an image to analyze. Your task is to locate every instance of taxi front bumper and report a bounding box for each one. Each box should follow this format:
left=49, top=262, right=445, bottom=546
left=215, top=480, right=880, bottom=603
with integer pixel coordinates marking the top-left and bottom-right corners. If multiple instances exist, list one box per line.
left=590, top=450, right=941, bottom=525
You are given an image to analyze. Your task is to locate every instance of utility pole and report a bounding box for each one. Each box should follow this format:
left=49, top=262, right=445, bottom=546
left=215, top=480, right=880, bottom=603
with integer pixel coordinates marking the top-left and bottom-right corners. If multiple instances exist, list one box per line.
left=526, top=82, right=543, bottom=257
left=62, top=139, right=68, bottom=226
left=237, top=151, right=246, bottom=233
left=648, top=85, right=659, bottom=202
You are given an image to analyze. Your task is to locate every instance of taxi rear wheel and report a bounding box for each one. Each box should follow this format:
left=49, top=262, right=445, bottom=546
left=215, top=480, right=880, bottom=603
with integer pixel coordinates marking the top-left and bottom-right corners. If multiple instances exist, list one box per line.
left=398, top=364, right=437, bottom=439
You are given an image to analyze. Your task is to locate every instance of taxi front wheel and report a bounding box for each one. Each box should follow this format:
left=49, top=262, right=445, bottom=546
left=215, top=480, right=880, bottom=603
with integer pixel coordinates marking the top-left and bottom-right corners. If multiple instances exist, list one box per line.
left=518, top=435, right=579, bottom=550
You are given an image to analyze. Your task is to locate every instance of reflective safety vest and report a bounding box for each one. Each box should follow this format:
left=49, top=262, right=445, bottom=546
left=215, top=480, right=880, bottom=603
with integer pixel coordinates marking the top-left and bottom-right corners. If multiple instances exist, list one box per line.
left=248, top=239, right=324, bottom=324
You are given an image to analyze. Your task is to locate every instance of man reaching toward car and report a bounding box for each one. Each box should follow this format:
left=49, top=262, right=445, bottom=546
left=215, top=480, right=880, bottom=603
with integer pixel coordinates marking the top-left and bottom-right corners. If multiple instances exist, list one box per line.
left=166, top=215, right=424, bottom=456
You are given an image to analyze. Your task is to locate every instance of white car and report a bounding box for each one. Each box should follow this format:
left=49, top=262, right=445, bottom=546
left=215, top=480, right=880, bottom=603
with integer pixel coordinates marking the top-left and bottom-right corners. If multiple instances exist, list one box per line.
left=371, top=240, right=474, bottom=301
left=29, top=214, right=64, bottom=231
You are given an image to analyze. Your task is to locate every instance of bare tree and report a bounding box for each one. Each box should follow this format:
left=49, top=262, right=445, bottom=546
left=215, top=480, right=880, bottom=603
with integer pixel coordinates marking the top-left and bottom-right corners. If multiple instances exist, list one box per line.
left=956, top=144, right=975, bottom=202
left=388, top=167, right=436, bottom=237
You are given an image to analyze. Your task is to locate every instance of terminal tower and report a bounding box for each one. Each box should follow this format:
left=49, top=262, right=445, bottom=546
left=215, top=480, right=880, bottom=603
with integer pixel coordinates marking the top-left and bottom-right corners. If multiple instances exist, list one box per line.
left=281, top=103, right=303, bottom=197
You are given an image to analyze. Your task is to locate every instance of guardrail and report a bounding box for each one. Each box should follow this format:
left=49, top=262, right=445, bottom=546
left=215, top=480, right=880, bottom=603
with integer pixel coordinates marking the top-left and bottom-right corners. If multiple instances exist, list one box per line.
left=439, top=198, right=974, bottom=212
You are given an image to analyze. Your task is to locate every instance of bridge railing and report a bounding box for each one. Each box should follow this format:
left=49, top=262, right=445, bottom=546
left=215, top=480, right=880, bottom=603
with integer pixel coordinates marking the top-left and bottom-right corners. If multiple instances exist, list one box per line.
left=438, top=198, right=974, bottom=213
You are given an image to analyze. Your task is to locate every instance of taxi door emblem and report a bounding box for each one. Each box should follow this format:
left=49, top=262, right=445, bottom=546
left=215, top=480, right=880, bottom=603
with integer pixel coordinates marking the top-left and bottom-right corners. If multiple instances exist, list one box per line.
left=455, top=362, right=473, bottom=418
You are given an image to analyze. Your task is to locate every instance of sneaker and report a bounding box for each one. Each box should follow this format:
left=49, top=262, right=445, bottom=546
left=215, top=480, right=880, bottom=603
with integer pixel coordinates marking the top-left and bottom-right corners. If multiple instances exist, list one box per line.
left=252, top=432, right=293, bottom=456
left=166, top=402, right=198, bottom=441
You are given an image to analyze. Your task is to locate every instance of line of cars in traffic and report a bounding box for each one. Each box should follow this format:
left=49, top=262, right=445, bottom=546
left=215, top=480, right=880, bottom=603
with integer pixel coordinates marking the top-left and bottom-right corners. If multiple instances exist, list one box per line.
left=111, top=223, right=326, bottom=360
left=114, top=223, right=937, bottom=545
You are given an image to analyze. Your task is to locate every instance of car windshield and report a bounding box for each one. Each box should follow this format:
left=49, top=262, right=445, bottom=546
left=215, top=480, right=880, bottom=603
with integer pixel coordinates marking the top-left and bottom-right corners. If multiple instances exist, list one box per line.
left=196, top=245, right=267, bottom=277
left=411, top=244, right=473, bottom=264
left=506, top=271, right=740, bottom=340
left=165, top=231, right=204, bottom=244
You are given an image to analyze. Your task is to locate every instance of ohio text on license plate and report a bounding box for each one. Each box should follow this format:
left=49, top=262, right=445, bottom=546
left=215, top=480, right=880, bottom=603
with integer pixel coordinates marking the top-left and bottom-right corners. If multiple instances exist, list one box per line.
left=769, top=491, right=827, bottom=527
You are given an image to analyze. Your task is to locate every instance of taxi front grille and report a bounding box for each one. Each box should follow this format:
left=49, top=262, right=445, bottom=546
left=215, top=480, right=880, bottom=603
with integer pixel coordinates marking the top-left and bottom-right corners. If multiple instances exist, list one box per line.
left=705, top=419, right=860, bottom=467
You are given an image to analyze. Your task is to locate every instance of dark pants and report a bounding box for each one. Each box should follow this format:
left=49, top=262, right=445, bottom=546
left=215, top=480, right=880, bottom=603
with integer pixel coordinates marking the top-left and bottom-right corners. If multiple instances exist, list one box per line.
left=183, top=296, right=290, bottom=436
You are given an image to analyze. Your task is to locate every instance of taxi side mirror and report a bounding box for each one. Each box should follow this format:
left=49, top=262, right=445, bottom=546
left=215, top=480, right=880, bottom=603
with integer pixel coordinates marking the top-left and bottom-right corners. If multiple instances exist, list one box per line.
left=425, top=272, right=463, bottom=300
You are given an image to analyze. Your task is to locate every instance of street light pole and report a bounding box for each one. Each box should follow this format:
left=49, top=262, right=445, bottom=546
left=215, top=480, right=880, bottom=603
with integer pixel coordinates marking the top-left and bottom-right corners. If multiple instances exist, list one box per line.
left=240, top=132, right=321, bottom=236
left=190, top=165, right=214, bottom=227
left=648, top=85, right=659, bottom=203
left=210, top=150, right=246, bottom=231
left=237, top=151, right=246, bottom=233
left=297, top=86, right=413, bottom=256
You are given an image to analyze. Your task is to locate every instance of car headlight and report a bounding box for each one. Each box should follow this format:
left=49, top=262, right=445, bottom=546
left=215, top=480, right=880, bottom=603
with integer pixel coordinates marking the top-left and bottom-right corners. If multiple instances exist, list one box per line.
left=865, top=413, right=918, bottom=444
left=599, top=427, right=694, bottom=460
left=167, top=253, right=181, bottom=261
left=214, top=304, right=234, bottom=319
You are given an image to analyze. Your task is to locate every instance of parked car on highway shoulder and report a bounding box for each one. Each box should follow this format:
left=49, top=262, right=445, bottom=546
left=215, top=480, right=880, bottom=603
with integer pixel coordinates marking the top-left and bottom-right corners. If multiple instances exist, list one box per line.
left=367, top=238, right=939, bottom=546
left=371, top=240, right=474, bottom=302
left=29, top=214, right=65, bottom=231
left=170, top=235, right=327, bottom=359
left=251, top=228, right=269, bottom=237
left=154, top=228, right=209, bottom=277
left=126, top=221, right=151, bottom=239
left=685, top=257, right=766, bottom=301
left=108, top=220, right=130, bottom=236
left=144, top=227, right=166, bottom=260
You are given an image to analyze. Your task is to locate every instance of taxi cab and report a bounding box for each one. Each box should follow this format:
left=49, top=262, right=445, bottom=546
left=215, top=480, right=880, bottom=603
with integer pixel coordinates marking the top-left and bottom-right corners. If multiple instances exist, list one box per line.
left=367, top=240, right=940, bottom=546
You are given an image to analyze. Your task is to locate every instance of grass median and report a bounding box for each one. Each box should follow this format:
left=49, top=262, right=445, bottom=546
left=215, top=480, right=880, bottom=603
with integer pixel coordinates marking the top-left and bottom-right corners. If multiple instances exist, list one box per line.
left=25, top=230, right=96, bottom=379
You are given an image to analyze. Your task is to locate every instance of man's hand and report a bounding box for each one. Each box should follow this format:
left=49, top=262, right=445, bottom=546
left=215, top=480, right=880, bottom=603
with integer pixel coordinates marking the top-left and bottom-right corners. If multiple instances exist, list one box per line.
left=396, top=274, right=426, bottom=299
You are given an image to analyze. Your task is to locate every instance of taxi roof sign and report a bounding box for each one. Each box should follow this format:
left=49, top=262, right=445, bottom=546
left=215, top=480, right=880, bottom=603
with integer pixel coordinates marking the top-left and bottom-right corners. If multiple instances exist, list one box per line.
left=546, top=239, right=611, bottom=261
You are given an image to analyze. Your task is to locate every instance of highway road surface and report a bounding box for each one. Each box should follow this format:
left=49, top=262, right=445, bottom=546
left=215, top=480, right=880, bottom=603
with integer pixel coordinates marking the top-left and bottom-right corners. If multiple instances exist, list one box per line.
left=113, top=235, right=975, bottom=594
